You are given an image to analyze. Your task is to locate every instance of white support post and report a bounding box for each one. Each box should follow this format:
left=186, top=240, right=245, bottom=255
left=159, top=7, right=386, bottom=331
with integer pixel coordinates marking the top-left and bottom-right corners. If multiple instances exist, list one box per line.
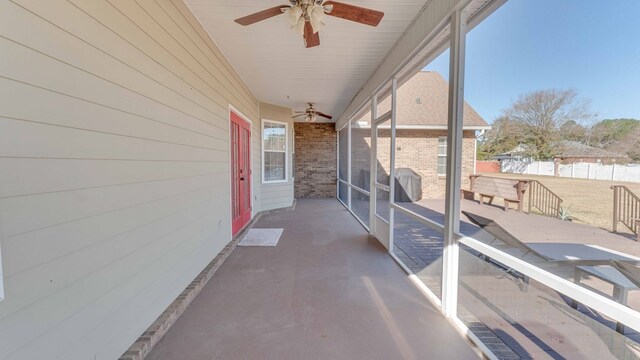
left=442, top=8, right=467, bottom=318
left=571, top=163, right=575, bottom=178
left=389, top=78, right=398, bottom=253
left=370, top=95, right=378, bottom=234
left=336, top=125, right=340, bottom=200
left=347, top=120, right=352, bottom=210
left=473, top=136, right=477, bottom=175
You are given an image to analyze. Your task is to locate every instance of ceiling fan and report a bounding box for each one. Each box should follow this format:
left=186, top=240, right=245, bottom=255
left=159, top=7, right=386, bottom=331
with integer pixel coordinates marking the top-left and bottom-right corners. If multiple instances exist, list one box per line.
left=234, top=0, right=384, bottom=48
left=293, top=103, right=333, bottom=122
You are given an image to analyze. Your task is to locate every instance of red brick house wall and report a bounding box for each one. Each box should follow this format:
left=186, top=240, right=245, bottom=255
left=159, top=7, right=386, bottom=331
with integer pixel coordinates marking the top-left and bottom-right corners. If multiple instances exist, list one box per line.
left=351, top=128, right=477, bottom=199
left=294, top=123, right=337, bottom=198
left=476, top=161, right=500, bottom=173
left=298, top=124, right=478, bottom=200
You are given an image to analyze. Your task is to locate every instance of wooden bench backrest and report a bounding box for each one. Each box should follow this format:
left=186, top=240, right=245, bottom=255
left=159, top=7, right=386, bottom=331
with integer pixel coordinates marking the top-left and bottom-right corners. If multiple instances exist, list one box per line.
left=470, top=176, right=528, bottom=201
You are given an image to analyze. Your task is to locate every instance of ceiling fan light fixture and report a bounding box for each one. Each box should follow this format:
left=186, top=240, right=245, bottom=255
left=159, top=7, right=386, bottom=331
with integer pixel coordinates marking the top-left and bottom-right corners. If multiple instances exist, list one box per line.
left=285, top=6, right=303, bottom=26
left=309, top=5, right=325, bottom=33
left=234, top=1, right=384, bottom=48
left=293, top=17, right=305, bottom=35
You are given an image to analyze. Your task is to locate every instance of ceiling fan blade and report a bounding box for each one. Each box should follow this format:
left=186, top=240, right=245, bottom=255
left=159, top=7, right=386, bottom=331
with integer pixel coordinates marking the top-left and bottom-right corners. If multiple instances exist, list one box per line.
left=316, top=112, right=333, bottom=120
left=324, top=1, right=384, bottom=27
left=292, top=114, right=308, bottom=118
left=234, top=6, right=289, bottom=26
left=294, top=110, right=307, bottom=113
left=303, top=21, right=320, bottom=48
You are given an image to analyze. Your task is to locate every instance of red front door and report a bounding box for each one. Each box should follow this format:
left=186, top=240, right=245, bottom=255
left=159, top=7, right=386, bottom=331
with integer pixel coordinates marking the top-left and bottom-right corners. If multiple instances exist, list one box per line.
left=231, top=111, right=252, bottom=235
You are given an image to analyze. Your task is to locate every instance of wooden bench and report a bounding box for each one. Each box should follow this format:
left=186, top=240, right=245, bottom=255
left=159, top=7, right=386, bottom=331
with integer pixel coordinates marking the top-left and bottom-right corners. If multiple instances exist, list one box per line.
left=462, top=175, right=529, bottom=211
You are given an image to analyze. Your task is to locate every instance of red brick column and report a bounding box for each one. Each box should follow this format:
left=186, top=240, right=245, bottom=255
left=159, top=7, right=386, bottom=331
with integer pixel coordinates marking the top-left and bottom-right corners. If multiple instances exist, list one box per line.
left=294, top=123, right=337, bottom=198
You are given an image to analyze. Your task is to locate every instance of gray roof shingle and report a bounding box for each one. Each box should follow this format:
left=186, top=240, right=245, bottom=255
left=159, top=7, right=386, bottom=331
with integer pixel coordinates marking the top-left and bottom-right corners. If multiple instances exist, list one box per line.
left=359, top=71, right=489, bottom=128
left=555, top=140, right=628, bottom=159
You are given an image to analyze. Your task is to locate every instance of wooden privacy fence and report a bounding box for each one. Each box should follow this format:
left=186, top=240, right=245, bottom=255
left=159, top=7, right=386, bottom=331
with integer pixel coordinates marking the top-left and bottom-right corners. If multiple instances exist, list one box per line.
left=612, top=185, right=640, bottom=239
left=528, top=180, right=563, bottom=218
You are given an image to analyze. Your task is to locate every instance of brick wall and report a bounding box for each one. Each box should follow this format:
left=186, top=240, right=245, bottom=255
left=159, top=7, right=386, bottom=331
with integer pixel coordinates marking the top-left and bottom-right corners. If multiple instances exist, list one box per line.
left=476, top=161, right=501, bottom=173
left=294, top=123, right=337, bottom=198
left=351, top=128, right=477, bottom=199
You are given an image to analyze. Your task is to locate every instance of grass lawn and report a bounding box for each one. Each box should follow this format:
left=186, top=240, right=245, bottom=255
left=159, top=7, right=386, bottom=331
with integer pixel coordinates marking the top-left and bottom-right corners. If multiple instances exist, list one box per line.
left=478, top=172, right=640, bottom=236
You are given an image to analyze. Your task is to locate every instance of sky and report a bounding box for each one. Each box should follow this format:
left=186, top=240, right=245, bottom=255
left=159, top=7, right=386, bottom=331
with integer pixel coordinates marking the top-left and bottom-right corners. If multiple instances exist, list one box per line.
left=424, top=0, right=640, bottom=123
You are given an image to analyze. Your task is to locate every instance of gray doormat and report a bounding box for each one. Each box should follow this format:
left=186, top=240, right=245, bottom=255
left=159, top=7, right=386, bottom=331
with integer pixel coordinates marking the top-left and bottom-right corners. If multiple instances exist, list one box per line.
left=238, top=228, right=283, bottom=247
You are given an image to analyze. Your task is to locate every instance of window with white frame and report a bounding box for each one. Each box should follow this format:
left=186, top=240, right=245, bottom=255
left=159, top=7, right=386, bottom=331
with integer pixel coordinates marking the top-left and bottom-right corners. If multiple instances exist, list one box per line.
left=262, top=120, right=287, bottom=183
left=437, top=137, right=447, bottom=176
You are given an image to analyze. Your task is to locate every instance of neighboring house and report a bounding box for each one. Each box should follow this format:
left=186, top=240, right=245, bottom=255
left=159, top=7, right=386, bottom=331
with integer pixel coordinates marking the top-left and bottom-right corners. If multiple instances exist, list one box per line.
left=492, top=144, right=534, bottom=161
left=494, top=141, right=629, bottom=164
left=553, top=140, right=630, bottom=164
left=350, top=71, right=491, bottom=199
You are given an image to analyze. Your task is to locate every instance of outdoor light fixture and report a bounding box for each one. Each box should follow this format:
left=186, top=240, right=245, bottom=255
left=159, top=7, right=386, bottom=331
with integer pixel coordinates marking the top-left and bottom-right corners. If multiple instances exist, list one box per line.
left=284, top=1, right=333, bottom=35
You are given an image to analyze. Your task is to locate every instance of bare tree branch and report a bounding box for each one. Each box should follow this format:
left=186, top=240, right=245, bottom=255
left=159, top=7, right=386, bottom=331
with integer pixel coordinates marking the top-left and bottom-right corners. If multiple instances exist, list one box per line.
left=499, top=89, right=595, bottom=159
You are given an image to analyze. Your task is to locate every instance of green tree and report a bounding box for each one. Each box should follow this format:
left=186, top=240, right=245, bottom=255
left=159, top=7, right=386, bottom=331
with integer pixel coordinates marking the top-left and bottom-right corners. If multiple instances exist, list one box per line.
left=480, top=116, right=525, bottom=158
left=560, top=120, right=587, bottom=142
left=588, top=118, right=639, bottom=147
left=500, top=89, right=595, bottom=159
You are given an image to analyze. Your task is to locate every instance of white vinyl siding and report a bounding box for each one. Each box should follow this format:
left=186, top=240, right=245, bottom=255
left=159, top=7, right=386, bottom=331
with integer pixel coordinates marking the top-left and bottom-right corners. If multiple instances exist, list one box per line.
left=262, top=120, right=288, bottom=183
left=258, top=103, right=295, bottom=211
left=438, top=137, right=447, bottom=176
left=0, top=1, right=259, bottom=359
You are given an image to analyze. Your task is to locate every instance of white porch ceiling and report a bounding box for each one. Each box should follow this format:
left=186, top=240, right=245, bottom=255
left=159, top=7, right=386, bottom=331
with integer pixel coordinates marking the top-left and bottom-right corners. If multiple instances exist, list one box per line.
left=184, top=0, right=429, bottom=122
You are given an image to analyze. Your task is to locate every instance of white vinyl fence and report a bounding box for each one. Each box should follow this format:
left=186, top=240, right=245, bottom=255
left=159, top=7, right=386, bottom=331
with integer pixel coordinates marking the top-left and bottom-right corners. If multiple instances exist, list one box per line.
left=501, top=160, right=640, bottom=183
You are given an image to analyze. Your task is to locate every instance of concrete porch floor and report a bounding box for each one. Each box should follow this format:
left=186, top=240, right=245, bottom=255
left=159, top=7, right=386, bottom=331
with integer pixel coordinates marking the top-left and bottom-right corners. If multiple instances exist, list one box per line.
left=146, top=199, right=480, bottom=360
